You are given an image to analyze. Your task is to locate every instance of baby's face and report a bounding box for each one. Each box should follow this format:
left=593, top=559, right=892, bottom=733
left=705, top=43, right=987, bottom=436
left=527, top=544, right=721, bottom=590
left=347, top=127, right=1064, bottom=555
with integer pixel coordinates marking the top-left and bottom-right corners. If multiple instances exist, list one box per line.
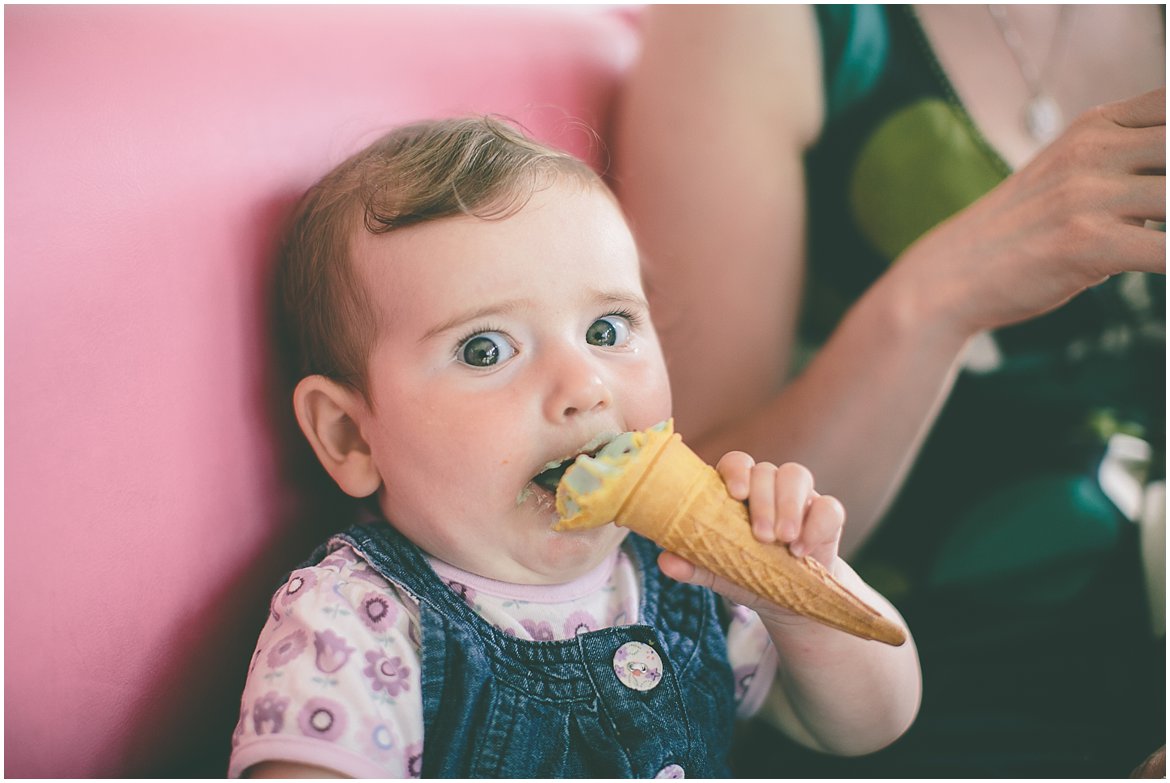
left=349, top=180, right=671, bottom=584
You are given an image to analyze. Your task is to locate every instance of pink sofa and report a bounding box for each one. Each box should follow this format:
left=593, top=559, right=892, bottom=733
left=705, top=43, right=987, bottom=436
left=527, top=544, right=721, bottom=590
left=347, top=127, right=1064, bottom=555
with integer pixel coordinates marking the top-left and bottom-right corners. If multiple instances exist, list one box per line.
left=5, top=6, right=638, bottom=776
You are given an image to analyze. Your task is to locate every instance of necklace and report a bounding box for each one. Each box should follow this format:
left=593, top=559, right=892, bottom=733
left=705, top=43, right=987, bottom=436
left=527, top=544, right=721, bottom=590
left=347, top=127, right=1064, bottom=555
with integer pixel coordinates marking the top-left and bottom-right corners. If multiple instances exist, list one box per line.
left=987, top=4, right=1073, bottom=144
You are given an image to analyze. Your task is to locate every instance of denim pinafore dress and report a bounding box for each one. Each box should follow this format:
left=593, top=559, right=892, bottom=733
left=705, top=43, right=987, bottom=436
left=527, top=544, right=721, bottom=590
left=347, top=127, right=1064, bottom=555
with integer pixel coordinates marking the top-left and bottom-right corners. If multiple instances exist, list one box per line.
left=329, top=520, right=736, bottom=778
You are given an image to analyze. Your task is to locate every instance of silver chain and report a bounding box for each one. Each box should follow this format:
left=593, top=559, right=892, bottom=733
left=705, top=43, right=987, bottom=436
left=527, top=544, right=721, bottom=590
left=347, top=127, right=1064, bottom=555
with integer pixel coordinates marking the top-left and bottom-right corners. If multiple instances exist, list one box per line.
left=987, top=4, right=1074, bottom=143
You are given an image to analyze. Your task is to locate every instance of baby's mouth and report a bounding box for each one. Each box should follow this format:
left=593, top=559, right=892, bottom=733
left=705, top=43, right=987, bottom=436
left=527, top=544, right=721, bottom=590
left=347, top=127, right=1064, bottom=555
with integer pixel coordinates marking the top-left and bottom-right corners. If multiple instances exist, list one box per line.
left=530, top=433, right=618, bottom=494
left=532, top=458, right=576, bottom=494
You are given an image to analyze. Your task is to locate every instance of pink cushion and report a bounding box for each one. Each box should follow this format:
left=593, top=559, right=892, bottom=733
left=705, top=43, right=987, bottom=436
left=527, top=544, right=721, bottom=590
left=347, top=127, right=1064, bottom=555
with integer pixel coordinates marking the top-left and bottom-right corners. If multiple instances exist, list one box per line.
left=4, top=5, right=637, bottom=776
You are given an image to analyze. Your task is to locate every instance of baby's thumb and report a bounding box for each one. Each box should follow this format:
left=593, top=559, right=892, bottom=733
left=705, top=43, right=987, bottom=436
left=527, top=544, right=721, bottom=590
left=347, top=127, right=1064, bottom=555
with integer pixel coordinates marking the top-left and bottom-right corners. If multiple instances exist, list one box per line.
left=657, top=551, right=767, bottom=609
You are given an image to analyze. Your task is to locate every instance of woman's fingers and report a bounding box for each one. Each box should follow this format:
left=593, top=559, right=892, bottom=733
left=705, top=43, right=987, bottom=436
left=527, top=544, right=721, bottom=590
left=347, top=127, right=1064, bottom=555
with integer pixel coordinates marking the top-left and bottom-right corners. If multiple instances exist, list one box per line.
left=1126, top=124, right=1166, bottom=173
left=1076, top=173, right=1166, bottom=224
left=1113, top=224, right=1167, bottom=273
left=1103, top=87, right=1166, bottom=129
left=1117, top=175, right=1167, bottom=223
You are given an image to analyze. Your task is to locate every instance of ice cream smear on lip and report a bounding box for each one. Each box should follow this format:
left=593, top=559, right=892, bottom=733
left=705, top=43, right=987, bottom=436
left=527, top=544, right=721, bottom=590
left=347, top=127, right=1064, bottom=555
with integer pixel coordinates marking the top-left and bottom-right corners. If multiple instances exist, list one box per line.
left=517, top=429, right=623, bottom=506
left=555, top=420, right=671, bottom=523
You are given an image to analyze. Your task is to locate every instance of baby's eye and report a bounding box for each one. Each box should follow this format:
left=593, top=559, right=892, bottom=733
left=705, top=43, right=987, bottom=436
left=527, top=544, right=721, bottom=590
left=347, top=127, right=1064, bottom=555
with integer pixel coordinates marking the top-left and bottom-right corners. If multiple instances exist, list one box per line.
left=457, top=331, right=516, bottom=368
left=586, top=315, right=633, bottom=348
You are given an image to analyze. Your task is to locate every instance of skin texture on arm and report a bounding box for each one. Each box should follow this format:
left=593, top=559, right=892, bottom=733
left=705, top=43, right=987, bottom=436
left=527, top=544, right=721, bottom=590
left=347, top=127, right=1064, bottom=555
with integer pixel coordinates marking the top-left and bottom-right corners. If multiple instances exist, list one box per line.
left=616, top=6, right=1166, bottom=555
left=752, top=560, right=921, bottom=756
left=666, top=550, right=922, bottom=755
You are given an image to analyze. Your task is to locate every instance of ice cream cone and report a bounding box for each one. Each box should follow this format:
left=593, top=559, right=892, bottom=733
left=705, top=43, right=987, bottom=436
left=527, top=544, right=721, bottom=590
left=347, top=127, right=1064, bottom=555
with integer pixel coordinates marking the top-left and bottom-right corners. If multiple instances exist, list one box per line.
left=556, top=420, right=906, bottom=646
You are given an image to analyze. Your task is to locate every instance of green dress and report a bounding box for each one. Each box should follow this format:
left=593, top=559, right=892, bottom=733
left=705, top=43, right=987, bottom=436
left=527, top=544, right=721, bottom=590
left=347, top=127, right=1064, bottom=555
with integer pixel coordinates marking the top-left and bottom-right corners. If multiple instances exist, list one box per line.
left=735, top=6, right=1165, bottom=778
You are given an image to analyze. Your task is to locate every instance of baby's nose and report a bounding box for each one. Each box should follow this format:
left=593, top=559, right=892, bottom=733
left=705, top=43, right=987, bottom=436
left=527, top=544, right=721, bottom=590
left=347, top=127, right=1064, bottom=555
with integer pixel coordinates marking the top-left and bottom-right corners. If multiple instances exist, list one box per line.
left=544, top=351, right=612, bottom=422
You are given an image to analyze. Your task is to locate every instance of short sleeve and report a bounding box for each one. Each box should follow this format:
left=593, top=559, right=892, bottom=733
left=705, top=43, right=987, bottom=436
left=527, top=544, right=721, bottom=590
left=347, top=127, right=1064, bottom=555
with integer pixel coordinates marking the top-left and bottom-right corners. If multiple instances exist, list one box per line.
left=814, top=4, right=890, bottom=121
left=228, top=547, right=425, bottom=778
left=725, top=602, right=778, bottom=719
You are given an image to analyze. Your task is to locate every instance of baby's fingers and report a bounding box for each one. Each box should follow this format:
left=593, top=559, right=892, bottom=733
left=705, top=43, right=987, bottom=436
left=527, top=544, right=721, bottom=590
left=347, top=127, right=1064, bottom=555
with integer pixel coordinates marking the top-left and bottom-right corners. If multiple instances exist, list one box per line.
left=657, top=551, right=765, bottom=610
left=715, top=451, right=754, bottom=500
left=748, top=461, right=779, bottom=542
left=789, top=494, right=845, bottom=562
left=657, top=550, right=698, bottom=584
left=773, top=462, right=815, bottom=544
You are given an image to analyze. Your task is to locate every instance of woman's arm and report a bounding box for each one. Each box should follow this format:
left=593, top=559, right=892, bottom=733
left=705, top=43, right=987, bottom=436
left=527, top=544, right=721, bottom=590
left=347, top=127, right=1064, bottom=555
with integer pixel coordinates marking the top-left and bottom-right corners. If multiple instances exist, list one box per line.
left=616, top=5, right=966, bottom=553
left=617, top=6, right=1165, bottom=554
left=616, top=6, right=821, bottom=440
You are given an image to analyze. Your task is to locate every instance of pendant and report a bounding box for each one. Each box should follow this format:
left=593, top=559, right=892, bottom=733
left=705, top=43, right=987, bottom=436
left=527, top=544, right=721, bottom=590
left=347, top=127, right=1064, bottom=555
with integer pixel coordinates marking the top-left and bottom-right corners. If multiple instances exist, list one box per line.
left=1024, top=92, right=1063, bottom=145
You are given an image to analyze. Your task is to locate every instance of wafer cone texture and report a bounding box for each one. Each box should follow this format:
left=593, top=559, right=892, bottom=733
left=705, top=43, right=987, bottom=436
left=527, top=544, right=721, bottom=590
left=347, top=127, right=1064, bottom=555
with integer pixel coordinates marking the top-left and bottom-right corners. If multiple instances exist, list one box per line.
left=556, top=422, right=906, bottom=646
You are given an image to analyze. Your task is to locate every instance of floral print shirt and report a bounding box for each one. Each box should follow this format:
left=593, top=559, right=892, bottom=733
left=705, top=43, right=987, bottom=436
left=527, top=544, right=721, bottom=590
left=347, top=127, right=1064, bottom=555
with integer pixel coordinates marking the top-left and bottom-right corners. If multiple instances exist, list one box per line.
left=228, top=541, right=777, bottom=778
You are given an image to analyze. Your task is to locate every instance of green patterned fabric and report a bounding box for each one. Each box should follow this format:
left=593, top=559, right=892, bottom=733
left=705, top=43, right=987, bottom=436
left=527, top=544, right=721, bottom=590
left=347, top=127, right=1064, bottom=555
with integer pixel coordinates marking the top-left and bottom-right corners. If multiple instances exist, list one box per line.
left=802, top=5, right=1163, bottom=605
left=849, top=97, right=1004, bottom=260
left=734, top=7, right=1164, bottom=777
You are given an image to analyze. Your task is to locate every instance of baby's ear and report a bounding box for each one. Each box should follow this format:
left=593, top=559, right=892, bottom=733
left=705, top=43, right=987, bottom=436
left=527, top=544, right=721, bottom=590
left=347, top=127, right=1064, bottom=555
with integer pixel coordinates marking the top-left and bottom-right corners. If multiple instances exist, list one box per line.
left=292, top=375, right=382, bottom=498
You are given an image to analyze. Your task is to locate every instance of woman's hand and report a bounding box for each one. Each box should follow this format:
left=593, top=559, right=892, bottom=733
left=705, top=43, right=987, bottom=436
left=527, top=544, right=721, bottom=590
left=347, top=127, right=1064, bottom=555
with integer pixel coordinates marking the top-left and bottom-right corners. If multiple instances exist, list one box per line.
left=900, top=87, right=1165, bottom=339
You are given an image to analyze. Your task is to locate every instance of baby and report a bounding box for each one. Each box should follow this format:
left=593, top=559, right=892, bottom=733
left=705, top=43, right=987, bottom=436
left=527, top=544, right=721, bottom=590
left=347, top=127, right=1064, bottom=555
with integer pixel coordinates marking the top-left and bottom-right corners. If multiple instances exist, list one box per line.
left=229, top=117, right=921, bottom=778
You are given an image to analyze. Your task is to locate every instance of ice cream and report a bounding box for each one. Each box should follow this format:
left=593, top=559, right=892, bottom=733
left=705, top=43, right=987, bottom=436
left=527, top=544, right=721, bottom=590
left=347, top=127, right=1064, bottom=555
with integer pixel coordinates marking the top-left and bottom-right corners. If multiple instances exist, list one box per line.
left=555, top=420, right=906, bottom=645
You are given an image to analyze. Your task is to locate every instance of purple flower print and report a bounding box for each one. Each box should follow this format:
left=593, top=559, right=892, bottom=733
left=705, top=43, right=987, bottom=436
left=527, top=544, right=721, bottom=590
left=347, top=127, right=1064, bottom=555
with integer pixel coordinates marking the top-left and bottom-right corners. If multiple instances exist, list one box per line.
left=563, top=610, right=597, bottom=638
left=520, top=619, right=556, bottom=641
left=314, top=629, right=354, bottom=674
left=279, top=569, right=318, bottom=607
left=364, top=650, right=412, bottom=697
left=359, top=591, right=398, bottom=633
left=319, top=546, right=358, bottom=571
left=359, top=716, right=399, bottom=764
left=444, top=579, right=476, bottom=606
left=253, top=691, right=289, bottom=735
left=298, top=697, right=347, bottom=742
left=267, top=629, right=308, bottom=668
left=406, top=741, right=424, bottom=778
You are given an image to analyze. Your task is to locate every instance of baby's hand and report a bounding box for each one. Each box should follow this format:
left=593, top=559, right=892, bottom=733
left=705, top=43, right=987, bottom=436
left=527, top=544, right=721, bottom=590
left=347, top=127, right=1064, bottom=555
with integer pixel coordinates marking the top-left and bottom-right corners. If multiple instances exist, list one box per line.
left=718, top=452, right=844, bottom=566
left=658, top=453, right=846, bottom=606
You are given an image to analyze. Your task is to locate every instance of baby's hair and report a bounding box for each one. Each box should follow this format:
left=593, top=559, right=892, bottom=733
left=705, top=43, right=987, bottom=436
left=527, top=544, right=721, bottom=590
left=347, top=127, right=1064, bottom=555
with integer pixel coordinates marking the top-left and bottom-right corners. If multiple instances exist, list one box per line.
left=279, top=115, right=602, bottom=398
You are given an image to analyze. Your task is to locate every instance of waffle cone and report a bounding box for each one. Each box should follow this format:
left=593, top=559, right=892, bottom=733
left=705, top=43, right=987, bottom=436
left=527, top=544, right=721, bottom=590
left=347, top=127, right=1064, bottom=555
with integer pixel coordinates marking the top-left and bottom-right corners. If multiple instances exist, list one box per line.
left=557, top=423, right=906, bottom=646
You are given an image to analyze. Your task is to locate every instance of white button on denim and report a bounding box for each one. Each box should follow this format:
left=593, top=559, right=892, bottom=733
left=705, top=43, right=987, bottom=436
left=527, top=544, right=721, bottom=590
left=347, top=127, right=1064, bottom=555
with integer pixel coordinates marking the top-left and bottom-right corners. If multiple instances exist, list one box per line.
left=655, top=763, right=685, bottom=778
left=612, top=641, right=662, bottom=691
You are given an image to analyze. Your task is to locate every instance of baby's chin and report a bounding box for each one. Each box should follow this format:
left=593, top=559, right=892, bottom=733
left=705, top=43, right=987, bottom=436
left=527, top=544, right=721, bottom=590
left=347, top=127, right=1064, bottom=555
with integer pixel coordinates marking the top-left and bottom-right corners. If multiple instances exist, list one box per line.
left=532, top=523, right=628, bottom=583
left=462, top=523, right=627, bottom=586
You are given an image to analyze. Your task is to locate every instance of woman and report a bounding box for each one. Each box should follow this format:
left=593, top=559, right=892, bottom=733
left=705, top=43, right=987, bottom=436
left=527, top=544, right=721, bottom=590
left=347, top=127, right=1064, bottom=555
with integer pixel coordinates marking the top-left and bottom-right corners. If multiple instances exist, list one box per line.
left=616, top=5, right=1164, bottom=777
